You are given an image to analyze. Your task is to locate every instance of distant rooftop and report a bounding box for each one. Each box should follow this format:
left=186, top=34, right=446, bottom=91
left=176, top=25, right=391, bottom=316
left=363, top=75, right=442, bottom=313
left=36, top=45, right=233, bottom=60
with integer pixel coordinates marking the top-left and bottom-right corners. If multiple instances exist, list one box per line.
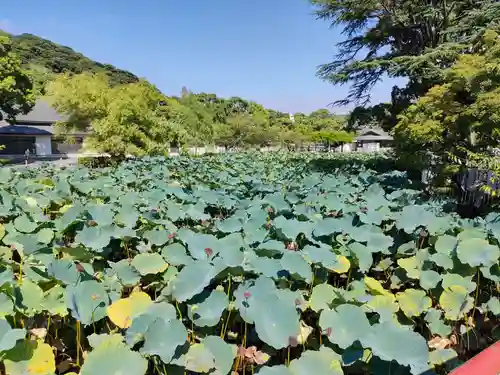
left=14, top=100, right=66, bottom=124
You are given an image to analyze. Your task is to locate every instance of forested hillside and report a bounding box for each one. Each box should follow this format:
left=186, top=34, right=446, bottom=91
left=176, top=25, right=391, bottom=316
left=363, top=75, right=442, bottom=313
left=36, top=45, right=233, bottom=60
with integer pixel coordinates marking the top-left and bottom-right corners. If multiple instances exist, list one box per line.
left=0, top=29, right=139, bottom=86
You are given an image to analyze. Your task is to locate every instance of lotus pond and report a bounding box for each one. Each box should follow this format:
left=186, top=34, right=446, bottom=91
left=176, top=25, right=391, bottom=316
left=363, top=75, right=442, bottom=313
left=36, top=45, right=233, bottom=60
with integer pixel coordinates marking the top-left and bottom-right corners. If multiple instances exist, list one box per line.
left=0, top=153, right=498, bottom=375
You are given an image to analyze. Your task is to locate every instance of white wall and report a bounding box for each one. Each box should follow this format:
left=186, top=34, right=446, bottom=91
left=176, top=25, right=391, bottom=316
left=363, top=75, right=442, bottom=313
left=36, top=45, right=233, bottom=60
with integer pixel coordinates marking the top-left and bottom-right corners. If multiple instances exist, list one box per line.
left=35, top=135, right=52, bottom=156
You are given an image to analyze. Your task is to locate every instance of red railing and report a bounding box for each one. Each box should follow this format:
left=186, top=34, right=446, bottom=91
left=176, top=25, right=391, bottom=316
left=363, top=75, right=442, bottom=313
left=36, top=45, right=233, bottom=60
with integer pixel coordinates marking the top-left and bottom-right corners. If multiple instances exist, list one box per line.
left=450, top=341, right=500, bottom=375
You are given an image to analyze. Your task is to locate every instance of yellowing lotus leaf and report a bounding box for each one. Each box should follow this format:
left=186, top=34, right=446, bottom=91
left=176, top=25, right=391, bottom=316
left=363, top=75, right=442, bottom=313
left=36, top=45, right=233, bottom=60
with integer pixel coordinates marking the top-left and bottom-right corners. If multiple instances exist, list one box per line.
left=4, top=340, right=55, bottom=375
left=364, top=276, right=392, bottom=296
left=330, top=255, right=351, bottom=274
left=107, top=291, right=152, bottom=328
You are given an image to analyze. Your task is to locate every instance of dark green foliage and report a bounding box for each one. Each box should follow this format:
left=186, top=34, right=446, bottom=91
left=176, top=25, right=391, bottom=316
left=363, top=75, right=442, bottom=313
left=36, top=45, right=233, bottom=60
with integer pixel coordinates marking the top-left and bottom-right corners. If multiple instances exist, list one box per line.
left=1, top=30, right=139, bottom=87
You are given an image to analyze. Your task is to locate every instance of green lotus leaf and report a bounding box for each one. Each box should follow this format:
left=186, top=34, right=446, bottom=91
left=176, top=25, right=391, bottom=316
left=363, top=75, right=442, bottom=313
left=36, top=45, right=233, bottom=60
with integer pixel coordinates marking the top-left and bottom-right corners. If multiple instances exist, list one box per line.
left=187, top=289, right=228, bottom=327
left=131, top=253, right=168, bottom=276
left=36, top=228, right=54, bottom=245
left=397, top=256, right=421, bottom=279
left=107, top=291, right=152, bottom=328
left=419, top=270, right=442, bottom=290
left=109, top=259, right=141, bottom=286
left=257, top=365, right=291, bottom=375
left=425, top=308, right=452, bottom=337
left=457, top=237, right=500, bottom=267
left=257, top=240, right=286, bottom=255
left=485, top=297, right=500, bottom=315
left=0, top=223, right=5, bottom=241
left=361, top=321, right=429, bottom=375
left=80, top=334, right=147, bottom=375
left=87, top=204, right=115, bottom=226
left=364, top=294, right=399, bottom=322
left=161, top=243, right=193, bottom=267
left=177, top=228, right=219, bottom=260
left=439, top=285, right=474, bottom=320
left=253, top=293, right=301, bottom=349
left=218, top=233, right=245, bottom=267
left=349, top=242, right=374, bottom=272
left=15, top=280, right=44, bottom=316
left=481, top=263, right=500, bottom=282
left=216, top=217, right=243, bottom=233
left=75, top=225, right=111, bottom=251
left=430, top=252, right=454, bottom=270
left=140, top=318, right=188, bottom=364
left=302, top=244, right=343, bottom=270
left=125, top=302, right=177, bottom=347
left=0, top=289, right=14, bottom=317
left=320, top=304, right=371, bottom=349
left=42, top=285, right=68, bottom=317
left=4, top=340, right=55, bottom=375
left=274, top=216, right=313, bottom=240
left=429, top=348, right=458, bottom=367
left=280, top=251, right=313, bottom=282
left=87, top=333, right=124, bottom=349
left=13, top=215, right=38, bottom=234
left=143, top=228, right=172, bottom=247
left=434, top=235, right=457, bottom=255
left=0, top=319, right=25, bottom=352
left=309, top=283, right=340, bottom=312
left=172, top=337, right=236, bottom=374
left=441, top=273, right=476, bottom=293
left=169, top=260, right=217, bottom=302
left=396, top=289, right=432, bottom=317
left=234, top=276, right=276, bottom=324
left=288, top=346, right=344, bottom=375
left=66, top=280, right=110, bottom=325
left=47, top=259, right=84, bottom=285
left=182, top=343, right=216, bottom=373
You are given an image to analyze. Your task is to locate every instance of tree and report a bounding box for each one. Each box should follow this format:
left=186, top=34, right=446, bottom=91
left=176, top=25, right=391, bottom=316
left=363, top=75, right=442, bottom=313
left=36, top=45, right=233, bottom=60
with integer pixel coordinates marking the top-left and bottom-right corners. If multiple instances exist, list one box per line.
left=310, top=0, right=500, bottom=106
left=0, top=35, right=35, bottom=120
left=46, top=73, right=182, bottom=157
left=393, top=29, right=500, bottom=174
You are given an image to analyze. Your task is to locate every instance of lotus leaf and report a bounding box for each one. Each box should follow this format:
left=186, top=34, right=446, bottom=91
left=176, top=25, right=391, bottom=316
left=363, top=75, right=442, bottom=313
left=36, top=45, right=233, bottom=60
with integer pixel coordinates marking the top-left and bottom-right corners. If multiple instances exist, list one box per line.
left=15, top=280, right=44, bottom=316
left=108, top=291, right=152, bottom=328
left=441, top=273, right=476, bottom=293
left=187, top=289, right=228, bottom=327
left=361, top=322, right=429, bottom=375
left=3, top=340, right=55, bottom=375
left=397, top=256, right=421, bottom=279
left=280, top=251, right=313, bottom=282
left=309, top=283, right=339, bottom=312
left=288, top=346, right=344, bottom=375
left=66, top=280, right=110, bottom=325
left=140, top=318, right=188, bottom=363
left=13, top=215, right=38, bottom=234
left=425, top=308, right=452, bottom=337
left=364, top=276, right=392, bottom=296
left=457, top=237, right=500, bottom=267
left=131, top=253, right=168, bottom=276
left=320, top=304, right=371, bottom=349
left=41, top=285, right=68, bottom=316
left=396, top=289, right=432, bottom=317
left=419, top=270, right=442, bottom=290
left=169, top=260, right=217, bottom=302
left=429, top=348, right=458, bottom=367
left=439, top=285, right=474, bottom=320
left=257, top=366, right=292, bottom=375
left=0, top=319, right=25, bottom=352
left=80, top=334, right=147, bottom=375
left=109, top=259, right=141, bottom=286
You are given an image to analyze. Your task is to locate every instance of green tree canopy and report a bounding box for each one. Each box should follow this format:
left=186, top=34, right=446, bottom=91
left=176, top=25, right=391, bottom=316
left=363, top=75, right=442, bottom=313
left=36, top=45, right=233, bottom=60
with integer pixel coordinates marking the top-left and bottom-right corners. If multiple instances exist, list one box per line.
left=45, top=73, right=181, bottom=157
left=394, top=29, right=500, bottom=173
left=0, top=35, right=35, bottom=121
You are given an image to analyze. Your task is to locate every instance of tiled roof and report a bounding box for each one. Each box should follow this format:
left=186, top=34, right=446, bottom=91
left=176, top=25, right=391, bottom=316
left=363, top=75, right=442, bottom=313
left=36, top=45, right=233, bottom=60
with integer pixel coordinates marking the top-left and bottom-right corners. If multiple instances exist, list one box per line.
left=14, top=99, right=66, bottom=123
left=0, top=124, right=53, bottom=135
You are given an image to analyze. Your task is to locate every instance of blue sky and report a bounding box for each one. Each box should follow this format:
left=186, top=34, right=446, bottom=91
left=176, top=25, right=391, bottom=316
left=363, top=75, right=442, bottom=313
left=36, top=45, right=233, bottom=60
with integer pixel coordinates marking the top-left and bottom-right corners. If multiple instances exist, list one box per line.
left=1, top=0, right=399, bottom=114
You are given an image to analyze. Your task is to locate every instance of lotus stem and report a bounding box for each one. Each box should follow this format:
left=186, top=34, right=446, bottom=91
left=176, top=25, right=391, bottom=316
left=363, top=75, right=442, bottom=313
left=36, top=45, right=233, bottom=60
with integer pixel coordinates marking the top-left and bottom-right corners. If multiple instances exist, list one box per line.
left=286, top=347, right=291, bottom=366
left=76, top=320, right=81, bottom=367
left=18, top=258, right=23, bottom=285
left=175, top=301, right=182, bottom=320
left=474, top=269, right=480, bottom=319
